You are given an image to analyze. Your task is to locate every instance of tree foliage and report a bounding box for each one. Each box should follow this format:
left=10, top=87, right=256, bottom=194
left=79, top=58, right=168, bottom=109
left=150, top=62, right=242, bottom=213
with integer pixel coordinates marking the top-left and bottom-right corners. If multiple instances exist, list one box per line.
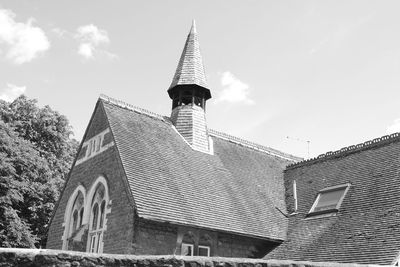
left=0, top=95, right=78, bottom=248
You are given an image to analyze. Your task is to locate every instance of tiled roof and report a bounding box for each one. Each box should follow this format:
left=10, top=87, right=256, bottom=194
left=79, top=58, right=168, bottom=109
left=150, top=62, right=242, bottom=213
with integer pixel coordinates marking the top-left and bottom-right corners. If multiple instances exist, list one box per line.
left=168, top=20, right=210, bottom=92
left=99, top=95, right=298, bottom=241
left=267, top=134, right=400, bottom=264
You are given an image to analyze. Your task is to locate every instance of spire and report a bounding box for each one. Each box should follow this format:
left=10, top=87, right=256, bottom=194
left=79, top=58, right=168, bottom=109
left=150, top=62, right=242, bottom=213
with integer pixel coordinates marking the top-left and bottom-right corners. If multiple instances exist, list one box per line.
left=168, top=21, right=212, bottom=154
left=168, top=20, right=211, bottom=98
left=190, top=19, right=197, bottom=34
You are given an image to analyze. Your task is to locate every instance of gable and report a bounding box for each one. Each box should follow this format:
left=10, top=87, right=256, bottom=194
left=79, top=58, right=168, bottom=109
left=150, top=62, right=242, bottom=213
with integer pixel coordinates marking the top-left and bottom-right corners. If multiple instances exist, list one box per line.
left=101, top=97, right=296, bottom=242
left=47, top=101, right=135, bottom=251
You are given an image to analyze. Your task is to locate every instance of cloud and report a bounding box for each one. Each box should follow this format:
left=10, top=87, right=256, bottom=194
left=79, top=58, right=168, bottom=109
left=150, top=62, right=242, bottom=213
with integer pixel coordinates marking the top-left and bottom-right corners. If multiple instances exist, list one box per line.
left=214, top=71, right=255, bottom=105
left=0, top=83, right=26, bottom=102
left=51, top=27, right=67, bottom=38
left=74, top=24, right=116, bottom=60
left=0, top=9, right=50, bottom=64
left=387, top=119, right=400, bottom=134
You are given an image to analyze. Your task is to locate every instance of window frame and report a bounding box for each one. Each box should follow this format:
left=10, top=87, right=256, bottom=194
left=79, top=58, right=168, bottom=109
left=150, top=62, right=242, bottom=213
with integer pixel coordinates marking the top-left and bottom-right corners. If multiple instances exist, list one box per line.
left=181, top=243, right=194, bottom=256
left=88, top=186, right=106, bottom=254
left=308, top=183, right=351, bottom=217
left=85, top=176, right=110, bottom=254
left=198, top=245, right=210, bottom=257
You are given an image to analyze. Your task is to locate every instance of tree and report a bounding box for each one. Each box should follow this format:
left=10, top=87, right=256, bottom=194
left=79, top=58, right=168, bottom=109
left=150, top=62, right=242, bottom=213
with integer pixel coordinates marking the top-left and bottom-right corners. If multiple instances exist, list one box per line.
left=0, top=96, right=78, bottom=248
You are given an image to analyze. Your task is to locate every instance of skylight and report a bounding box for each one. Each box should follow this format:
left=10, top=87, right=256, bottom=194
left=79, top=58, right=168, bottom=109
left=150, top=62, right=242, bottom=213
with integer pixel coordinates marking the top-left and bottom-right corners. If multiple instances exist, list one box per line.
left=308, top=183, right=351, bottom=216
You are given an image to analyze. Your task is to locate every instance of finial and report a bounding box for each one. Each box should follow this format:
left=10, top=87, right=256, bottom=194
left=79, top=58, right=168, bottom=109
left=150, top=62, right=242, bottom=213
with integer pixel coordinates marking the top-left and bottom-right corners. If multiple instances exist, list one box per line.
left=190, top=19, right=197, bottom=34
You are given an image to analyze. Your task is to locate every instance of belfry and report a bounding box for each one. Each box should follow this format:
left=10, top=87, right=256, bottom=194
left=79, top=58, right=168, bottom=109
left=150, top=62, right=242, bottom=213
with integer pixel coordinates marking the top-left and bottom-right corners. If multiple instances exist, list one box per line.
left=168, top=20, right=212, bottom=153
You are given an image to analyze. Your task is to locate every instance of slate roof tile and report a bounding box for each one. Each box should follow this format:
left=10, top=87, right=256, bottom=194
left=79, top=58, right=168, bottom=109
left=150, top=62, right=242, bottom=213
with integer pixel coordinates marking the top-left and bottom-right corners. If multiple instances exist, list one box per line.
left=100, top=96, right=298, bottom=241
left=169, top=20, right=210, bottom=91
left=267, top=135, right=400, bottom=264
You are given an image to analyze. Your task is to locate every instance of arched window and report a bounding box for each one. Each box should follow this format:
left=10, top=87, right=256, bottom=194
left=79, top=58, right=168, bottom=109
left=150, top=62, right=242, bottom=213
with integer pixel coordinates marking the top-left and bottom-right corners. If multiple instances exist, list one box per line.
left=79, top=208, right=84, bottom=227
left=88, top=182, right=108, bottom=253
left=72, top=210, right=78, bottom=231
left=62, top=186, right=86, bottom=250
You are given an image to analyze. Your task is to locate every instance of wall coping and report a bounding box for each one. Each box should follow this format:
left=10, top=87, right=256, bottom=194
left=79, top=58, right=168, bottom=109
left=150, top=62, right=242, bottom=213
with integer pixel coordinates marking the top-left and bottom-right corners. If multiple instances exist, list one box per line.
left=0, top=248, right=390, bottom=267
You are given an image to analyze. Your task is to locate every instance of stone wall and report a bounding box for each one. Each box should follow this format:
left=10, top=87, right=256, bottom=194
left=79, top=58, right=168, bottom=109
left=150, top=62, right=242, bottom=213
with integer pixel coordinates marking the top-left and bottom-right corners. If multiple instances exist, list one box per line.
left=0, top=248, right=389, bottom=267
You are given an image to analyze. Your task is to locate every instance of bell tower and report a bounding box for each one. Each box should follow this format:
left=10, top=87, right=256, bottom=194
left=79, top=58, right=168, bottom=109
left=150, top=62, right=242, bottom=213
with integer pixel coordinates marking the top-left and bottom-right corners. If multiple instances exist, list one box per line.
left=168, top=20, right=212, bottom=153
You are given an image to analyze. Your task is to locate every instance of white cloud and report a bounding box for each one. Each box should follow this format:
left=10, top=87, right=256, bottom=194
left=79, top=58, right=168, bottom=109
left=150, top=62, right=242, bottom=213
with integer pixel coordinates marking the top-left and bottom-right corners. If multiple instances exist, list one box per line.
left=214, top=71, right=255, bottom=105
left=0, top=9, right=50, bottom=64
left=51, top=27, right=67, bottom=38
left=74, top=24, right=116, bottom=60
left=0, top=83, right=26, bottom=102
left=387, top=119, right=400, bottom=134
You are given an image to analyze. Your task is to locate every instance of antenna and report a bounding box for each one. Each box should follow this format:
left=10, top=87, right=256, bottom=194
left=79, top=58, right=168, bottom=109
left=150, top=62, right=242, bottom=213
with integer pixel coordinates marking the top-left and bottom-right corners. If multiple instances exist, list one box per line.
left=286, top=136, right=311, bottom=158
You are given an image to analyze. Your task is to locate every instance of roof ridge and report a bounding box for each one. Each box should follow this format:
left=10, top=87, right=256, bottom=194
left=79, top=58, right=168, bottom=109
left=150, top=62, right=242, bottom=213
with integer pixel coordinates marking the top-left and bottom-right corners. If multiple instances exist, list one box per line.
left=99, top=94, right=300, bottom=161
left=287, top=132, right=400, bottom=169
left=208, top=129, right=301, bottom=162
left=99, top=94, right=167, bottom=122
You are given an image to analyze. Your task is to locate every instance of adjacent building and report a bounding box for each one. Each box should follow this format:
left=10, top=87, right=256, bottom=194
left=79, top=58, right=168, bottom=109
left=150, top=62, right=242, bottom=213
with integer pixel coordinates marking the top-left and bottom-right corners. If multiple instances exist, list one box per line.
left=267, top=133, right=400, bottom=265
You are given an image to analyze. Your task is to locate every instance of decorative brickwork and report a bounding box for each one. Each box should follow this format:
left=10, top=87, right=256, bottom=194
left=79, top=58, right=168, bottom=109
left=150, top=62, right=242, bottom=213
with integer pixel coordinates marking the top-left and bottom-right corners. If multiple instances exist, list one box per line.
left=75, top=128, right=114, bottom=166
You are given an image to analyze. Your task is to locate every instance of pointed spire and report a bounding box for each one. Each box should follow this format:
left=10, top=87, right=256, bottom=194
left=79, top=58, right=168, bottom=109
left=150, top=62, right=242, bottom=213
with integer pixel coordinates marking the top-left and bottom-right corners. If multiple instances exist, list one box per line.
left=190, top=19, right=197, bottom=34
left=168, top=20, right=211, bottom=95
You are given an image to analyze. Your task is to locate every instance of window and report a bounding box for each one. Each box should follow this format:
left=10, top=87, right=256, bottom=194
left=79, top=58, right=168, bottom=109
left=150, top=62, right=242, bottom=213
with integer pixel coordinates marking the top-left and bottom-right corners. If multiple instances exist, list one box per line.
left=181, top=243, right=194, bottom=256
left=88, top=183, right=107, bottom=253
left=198, top=245, right=210, bottom=257
left=62, top=186, right=86, bottom=250
left=308, top=183, right=350, bottom=216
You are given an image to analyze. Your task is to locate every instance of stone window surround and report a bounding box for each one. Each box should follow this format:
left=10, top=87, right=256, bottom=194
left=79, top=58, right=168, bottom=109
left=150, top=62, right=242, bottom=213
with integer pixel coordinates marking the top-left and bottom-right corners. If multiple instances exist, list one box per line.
left=62, top=185, right=87, bottom=250
left=62, top=176, right=112, bottom=253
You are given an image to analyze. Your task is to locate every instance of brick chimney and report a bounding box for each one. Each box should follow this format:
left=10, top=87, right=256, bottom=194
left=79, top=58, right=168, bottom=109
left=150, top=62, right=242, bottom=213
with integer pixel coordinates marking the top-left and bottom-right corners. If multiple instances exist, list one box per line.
left=167, top=20, right=212, bottom=153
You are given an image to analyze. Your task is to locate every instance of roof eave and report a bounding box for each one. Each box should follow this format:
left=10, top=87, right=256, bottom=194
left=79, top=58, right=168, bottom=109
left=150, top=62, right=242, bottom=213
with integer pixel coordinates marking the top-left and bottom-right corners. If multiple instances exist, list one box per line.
left=138, top=215, right=285, bottom=244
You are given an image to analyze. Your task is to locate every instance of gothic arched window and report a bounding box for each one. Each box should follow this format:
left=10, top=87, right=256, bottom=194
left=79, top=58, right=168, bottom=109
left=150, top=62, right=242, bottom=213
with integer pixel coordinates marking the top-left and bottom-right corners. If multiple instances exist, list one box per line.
left=88, top=182, right=108, bottom=253
left=62, top=186, right=86, bottom=250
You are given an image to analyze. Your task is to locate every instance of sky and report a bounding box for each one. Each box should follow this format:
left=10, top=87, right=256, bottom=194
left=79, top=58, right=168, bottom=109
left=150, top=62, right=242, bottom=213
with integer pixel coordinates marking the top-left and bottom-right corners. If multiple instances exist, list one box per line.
left=1, top=1, right=400, bottom=159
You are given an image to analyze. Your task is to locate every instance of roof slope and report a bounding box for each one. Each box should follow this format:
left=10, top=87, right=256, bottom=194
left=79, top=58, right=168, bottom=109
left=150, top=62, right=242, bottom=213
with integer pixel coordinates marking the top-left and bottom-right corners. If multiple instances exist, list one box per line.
left=100, top=96, right=297, bottom=241
left=267, top=134, right=400, bottom=264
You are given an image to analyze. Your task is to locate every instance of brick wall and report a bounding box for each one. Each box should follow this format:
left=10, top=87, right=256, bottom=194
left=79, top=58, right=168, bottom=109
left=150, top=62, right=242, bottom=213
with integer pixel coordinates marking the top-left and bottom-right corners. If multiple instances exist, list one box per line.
left=47, top=103, right=135, bottom=254
left=217, top=233, right=275, bottom=258
left=134, top=220, right=178, bottom=255
left=0, top=248, right=389, bottom=267
left=133, top=220, right=277, bottom=258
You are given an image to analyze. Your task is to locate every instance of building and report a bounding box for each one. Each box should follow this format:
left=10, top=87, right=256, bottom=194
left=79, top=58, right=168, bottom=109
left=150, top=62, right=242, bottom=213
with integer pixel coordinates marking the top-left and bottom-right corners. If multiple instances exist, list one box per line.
left=46, top=21, right=299, bottom=257
left=266, top=133, right=400, bottom=265
left=47, top=21, right=400, bottom=264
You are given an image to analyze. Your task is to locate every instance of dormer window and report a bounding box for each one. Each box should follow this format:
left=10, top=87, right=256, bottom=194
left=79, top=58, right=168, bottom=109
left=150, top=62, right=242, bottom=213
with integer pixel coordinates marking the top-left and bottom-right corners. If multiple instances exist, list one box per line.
left=308, top=183, right=350, bottom=216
